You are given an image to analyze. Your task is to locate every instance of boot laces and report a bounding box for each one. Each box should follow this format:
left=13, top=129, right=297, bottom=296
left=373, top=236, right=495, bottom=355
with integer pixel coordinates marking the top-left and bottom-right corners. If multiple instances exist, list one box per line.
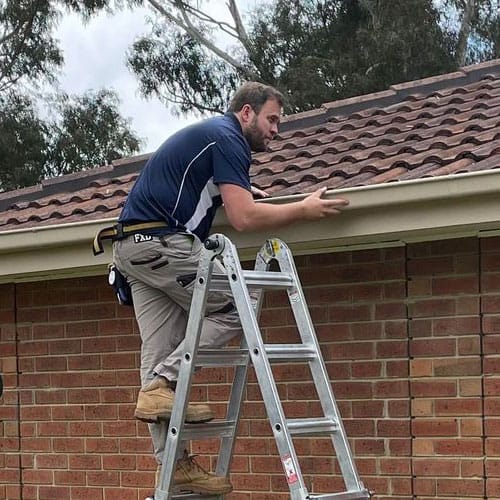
left=180, top=451, right=209, bottom=476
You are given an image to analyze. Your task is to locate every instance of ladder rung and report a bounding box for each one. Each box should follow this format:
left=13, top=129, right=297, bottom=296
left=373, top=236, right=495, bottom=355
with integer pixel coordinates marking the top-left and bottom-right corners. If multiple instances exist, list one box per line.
left=169, top=494, right=224, bottom=500
left=182, top=420, right=237, bottom=440
left=209, top=270, right=294, bottom=291
left=265, top=344, right=317, bottom=361
left=308, top=490, right=371, bottom=499
left=196, top=348, right=249, bottom=366
left=286, top=417, right=339, bottom=436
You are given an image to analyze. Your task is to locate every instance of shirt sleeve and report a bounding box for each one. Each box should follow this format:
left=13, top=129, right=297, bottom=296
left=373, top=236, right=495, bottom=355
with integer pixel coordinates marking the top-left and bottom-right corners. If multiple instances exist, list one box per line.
left=212, top=132, right=252, bottom=191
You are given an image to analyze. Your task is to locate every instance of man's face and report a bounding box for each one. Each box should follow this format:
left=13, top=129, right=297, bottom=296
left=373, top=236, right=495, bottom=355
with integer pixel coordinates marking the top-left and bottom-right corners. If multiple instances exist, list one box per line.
left=243, top=98, right=281, bottom=152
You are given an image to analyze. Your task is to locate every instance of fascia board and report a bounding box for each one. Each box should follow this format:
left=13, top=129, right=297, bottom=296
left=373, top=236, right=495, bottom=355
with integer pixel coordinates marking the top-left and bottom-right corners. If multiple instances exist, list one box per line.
left=1, top=170, right=500, bottom=282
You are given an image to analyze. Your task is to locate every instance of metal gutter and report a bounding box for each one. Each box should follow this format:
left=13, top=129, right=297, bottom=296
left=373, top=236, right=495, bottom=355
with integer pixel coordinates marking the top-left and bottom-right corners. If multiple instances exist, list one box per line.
left=1, top=169, right=500, bottom=282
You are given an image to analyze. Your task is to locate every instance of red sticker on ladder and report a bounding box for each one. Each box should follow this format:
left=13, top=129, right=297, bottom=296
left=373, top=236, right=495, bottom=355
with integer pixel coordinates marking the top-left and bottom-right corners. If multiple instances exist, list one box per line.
left=281, top=454, right=298, bottom=484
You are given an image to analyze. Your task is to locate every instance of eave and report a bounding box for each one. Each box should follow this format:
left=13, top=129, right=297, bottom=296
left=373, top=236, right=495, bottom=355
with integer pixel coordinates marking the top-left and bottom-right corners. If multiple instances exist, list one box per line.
left=0, top=169, right=499, bottom=283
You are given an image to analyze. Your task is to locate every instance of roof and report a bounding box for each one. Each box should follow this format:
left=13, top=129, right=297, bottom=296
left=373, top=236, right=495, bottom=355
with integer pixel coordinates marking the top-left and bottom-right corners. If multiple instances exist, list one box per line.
left=1, top=58, right=500, bottom=233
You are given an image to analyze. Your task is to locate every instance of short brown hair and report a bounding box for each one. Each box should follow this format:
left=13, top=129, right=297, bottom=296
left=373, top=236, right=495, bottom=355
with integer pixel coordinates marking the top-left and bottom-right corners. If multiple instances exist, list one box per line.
left=228, top=81, right=284, bottom=114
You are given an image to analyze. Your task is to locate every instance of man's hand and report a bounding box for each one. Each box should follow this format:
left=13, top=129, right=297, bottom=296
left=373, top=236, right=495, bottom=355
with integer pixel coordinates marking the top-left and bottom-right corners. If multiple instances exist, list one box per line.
left=300, top=187, right=349, bottom=219
left=251, top=185, right=269, bottom=199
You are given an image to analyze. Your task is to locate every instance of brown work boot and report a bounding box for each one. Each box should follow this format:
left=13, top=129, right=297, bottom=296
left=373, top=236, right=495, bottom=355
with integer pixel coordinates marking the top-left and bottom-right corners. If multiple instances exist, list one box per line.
left=173, top=451, right=233, bottom=495
left=134, top=377, right=214, bottom=424
left=152, top=454, right=232, bottom=496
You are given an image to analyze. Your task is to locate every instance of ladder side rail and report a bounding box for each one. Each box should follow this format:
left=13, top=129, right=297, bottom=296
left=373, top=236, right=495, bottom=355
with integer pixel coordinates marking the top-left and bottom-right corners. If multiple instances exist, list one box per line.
left=215, top=342, right=249, bottom=476
left=221, top=236, right=310, bottom=500
left=155, top=246, right=216, bottom=500
left=215, top=245, right=270, bottom=474
left=272, top=240, right=365, bottom=493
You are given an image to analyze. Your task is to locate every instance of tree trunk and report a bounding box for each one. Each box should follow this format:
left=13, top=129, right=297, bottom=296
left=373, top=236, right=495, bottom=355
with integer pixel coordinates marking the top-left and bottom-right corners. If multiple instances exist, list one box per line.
left=455, top=0, right=476, bottom=66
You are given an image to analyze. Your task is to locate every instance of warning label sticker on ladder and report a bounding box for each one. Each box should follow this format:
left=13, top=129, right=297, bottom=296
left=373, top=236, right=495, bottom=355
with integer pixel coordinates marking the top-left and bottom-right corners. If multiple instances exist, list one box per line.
left=281, top=454, right=298, bottom=484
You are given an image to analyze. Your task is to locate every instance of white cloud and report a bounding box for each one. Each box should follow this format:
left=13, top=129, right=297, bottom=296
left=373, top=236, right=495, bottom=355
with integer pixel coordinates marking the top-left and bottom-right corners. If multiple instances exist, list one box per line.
left=54, top=1, right=269, bottom=154
left=56, top=6, right=197, bottom=153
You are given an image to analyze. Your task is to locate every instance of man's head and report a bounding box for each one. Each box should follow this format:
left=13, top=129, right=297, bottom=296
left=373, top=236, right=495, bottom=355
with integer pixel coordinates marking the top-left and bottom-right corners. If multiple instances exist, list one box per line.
left=229, top=82, right=284, bottom=152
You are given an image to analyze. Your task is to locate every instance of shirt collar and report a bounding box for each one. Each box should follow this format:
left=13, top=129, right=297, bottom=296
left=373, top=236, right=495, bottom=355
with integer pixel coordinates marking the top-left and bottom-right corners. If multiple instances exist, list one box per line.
left=224, top=111, right=243, bottom=134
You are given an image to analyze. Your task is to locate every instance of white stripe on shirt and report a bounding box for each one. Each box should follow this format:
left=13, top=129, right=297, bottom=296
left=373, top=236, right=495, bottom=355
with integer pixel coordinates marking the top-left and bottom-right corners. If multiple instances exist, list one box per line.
left=185, top=178, right=220, bottom=231
left=171, top=141, right=216, bottom=217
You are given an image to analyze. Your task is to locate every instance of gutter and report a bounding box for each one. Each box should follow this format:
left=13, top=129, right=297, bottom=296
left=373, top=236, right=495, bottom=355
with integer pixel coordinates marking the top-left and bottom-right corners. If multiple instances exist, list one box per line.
left=1, top=169, right=500, bottom=282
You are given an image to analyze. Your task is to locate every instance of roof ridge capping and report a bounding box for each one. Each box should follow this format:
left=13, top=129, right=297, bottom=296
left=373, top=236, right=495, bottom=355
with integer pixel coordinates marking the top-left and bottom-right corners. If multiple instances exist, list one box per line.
left=279, top=58, right=500, bottom=133
left=0, top=153, right=151, bottom=211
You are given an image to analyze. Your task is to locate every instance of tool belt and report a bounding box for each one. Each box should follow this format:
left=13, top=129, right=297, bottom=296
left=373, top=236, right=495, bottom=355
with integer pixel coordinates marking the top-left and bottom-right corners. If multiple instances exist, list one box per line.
left=93, top=221, right=169, bottom=255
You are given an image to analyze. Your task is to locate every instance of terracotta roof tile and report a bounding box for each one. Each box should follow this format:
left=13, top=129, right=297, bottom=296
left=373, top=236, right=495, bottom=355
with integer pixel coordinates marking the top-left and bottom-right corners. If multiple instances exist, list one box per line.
left=2, top=60, right=500, bottom=232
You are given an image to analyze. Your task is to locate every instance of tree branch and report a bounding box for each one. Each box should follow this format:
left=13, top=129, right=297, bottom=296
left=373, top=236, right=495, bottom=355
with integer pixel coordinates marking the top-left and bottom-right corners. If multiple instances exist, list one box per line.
left=227, top=0, right=252, bottom=53
left=0, top=12, right=36, bottom=89
left=146, top=0, right=258, bottom=79
left=0, top=25, right=18, bottom=46
left=177, top=1, right=240, bottom=40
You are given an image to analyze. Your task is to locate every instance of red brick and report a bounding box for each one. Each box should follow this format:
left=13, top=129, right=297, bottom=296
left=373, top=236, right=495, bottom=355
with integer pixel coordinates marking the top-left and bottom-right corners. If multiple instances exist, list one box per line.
left=351, top=361, right=382, bottom=378
left=377, top=419, right=410, bottom=437
left=434, top=438, right=483, bottom=456
left=49, top=339, right=82, bottom=355
left=412, top=418, right=459, bottom=436
left=80, top=303, right=116, bottom=320
left=436, top=477, right=484, bottom=496
left=411, top=380, right=457, bottom=398
left=35, top=356, right=68, bottom=372
left=69, top=487, right=104, bottom=500
left=483, top=315, right=500, bottom=334
left=54, top=470, right=86, bottom=485
left=87, top=471, right=120, bottom=486
left=69, top=454, right=102, bottom=470
left=374, top=380, right=409, bottom=398
left=85, top=438, right=119, bottom=453
left=413, top=457, right=459, bottom=476
left=410, top=338, right=456, bottom=357
left=101, top=352, right=136, bottom=369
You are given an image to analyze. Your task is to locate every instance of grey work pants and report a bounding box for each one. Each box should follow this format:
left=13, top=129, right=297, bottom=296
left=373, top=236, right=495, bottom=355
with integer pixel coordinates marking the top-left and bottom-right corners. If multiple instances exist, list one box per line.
left=113, top=232, right=242, bottom=462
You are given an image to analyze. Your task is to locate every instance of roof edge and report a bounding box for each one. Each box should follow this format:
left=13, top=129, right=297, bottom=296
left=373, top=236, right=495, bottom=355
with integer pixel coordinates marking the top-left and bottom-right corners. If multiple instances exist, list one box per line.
left=0, top=154, right=151, bottom=211
left=1, top=170, right=500, bottom=282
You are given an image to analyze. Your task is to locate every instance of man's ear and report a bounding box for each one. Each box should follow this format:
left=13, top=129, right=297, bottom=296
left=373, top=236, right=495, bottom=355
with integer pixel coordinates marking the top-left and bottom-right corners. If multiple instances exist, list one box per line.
left=239, top=104, right=254, bottom=125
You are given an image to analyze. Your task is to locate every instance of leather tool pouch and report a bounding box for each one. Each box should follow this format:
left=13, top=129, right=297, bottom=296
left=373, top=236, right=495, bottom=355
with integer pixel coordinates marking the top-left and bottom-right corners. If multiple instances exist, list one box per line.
left=108, top=264, right=133, bottom=306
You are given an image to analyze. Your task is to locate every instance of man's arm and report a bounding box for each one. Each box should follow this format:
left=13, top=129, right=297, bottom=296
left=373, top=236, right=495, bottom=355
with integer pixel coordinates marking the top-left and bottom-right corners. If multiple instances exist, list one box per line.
left=220, top=183, right=349, bottom=232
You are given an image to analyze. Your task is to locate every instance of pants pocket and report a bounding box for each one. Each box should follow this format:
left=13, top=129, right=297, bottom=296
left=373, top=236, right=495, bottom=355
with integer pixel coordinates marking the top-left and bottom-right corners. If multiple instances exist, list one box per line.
left=176, top=273, right=197, bottom=288
left=130, top=253, right=163, bottom=266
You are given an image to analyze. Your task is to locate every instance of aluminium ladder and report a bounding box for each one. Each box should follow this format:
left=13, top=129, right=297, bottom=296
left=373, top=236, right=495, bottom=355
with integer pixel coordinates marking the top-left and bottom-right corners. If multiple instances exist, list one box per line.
left=153, top=234, right=370, bottom=500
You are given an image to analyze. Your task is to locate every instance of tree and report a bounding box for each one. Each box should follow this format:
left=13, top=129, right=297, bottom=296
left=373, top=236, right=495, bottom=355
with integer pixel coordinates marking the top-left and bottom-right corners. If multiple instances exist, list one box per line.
left=0, top=0, right=143, bottom=191
left=127, top=0, right=499, bottom=116
left=48, top=89, right=142, bottom=176
left=0, top=0, right=131, bottom=92
left=0, top=92, right=48, bottom=191
left=443, top=0, right=500, bottom=64
left=0, top=89, right=142, bottom=192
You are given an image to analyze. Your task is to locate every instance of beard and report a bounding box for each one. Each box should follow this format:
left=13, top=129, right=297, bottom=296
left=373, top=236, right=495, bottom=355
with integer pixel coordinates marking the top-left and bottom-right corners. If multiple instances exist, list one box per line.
left=244, top=118, right=267, bottom=152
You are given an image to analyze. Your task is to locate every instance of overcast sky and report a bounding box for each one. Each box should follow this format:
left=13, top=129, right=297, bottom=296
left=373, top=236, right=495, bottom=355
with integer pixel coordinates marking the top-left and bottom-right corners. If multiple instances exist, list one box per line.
left=55, top=1, right=262, bottom=155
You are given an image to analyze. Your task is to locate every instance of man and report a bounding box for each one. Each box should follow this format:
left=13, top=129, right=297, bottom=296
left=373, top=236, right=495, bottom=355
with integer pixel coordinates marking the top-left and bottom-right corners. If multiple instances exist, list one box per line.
left=112, top=82, right=349, bottom=496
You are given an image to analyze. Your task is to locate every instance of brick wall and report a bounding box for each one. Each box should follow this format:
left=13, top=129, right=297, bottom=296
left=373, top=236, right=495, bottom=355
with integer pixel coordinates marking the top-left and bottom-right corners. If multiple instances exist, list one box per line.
left=0, top=236, right=498, bottom=499
left=0, top=283, right=20, bottom=500
left=408, top=238, right=484, bottom=499
left=482, top=237, right=500, bottom=499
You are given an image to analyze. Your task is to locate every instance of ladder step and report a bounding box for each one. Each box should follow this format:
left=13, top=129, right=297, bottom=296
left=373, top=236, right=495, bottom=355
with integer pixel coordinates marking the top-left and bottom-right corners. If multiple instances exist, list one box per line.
left=197, top=348, right=249, bottom=367
left=265, top=344, right=317, bottom=362
left=209, top=270, right=294, bottom=291
left=308, top=490, right=371, bottom=499
left=196, top=345, right=317, bottom=366
left=287, top=417, right=339, bottom=436
left=169, top=494, right=224, bottom=500
left=182, top=420, right=237, bottom=440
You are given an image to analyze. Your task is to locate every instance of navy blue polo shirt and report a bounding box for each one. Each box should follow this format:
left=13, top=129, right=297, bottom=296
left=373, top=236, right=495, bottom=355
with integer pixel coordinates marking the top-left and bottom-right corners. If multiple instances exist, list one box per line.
left=119, top=113, right=252, bottom=241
